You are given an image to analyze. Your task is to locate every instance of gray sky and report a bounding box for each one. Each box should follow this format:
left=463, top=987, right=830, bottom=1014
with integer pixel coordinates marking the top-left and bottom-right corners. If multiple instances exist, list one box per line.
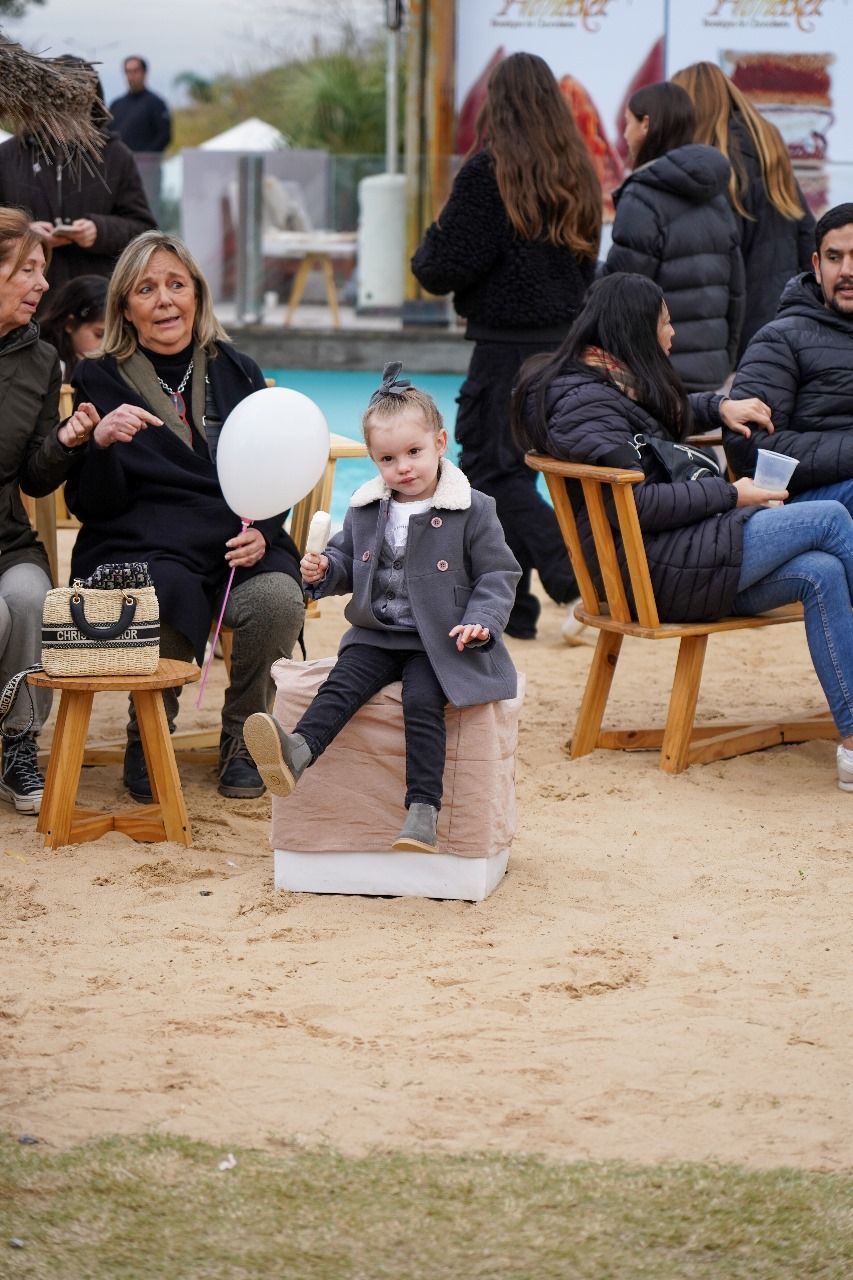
left=5, top=0, right=382, bottom=107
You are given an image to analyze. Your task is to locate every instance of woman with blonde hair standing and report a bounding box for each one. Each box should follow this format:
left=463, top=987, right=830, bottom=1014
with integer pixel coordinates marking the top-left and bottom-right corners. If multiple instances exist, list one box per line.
left=671, top=60, right=814, bottom=354
left=412, top=51, right=601, bottom=640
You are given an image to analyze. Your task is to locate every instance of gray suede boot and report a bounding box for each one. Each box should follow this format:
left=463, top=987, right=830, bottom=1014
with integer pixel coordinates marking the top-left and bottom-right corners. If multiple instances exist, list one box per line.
left=242, top=714, right=312, bottom=797
left=392, top=802, right=439, bottom=853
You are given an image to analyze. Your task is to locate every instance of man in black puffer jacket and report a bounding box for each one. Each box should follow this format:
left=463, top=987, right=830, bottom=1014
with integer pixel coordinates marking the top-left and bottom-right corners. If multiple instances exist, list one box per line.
left=725, top=203, right=853, bottom=515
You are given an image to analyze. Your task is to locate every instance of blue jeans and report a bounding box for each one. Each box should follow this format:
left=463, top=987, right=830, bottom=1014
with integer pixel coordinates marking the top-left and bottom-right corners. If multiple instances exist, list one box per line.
left=733, top=500, right=853, bottom=737
left=790, top=478, right=853, bottom=519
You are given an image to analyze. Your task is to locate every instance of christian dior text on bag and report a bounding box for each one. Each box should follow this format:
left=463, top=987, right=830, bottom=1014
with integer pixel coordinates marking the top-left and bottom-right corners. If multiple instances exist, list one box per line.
left=41, top=562, right=160, bottom=677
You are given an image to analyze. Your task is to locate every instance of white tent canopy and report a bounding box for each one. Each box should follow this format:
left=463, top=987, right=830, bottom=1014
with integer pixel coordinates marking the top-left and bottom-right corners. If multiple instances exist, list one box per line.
left=199, top=117, right=288, bottom=151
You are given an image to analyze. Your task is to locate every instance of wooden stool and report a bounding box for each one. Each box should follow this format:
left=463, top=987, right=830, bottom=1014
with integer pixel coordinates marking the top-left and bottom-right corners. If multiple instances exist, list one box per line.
left=29, top=659, right=200, bottom=849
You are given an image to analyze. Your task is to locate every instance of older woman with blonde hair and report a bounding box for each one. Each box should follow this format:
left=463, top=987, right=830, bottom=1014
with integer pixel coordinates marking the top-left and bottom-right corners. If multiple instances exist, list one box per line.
left=671, top=60, right=814, bottom=354
left=66, top=230, right=305, bottom=802
left=0, top=207, right=97, bottom=815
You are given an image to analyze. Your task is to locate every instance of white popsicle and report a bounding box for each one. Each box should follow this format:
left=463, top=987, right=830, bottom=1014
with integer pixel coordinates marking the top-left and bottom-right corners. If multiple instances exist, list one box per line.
left=305, top=510, right=331, bottom=555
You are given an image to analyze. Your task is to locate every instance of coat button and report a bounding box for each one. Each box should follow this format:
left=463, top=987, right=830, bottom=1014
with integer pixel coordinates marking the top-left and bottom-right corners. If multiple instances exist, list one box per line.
left=361, top=551, right=371, bottom=562
left=436, top=559, right=448, bottom=571
left=393, top=559, right=403, bottom=570
left=431, top=516, right=442, bottom=528
left=386, top=589, right=396, bottom=600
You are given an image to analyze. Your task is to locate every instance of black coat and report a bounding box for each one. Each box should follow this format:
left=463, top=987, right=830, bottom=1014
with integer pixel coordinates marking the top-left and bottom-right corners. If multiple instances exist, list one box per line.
left=0, top=323, right=76, bottom=578
left=411, top=150, right=596, bottom=340
left=66, top=343, right=301, bottom=662
left=727, top=115, right=815, bottom=355
left=529, top=367, right=753, bottom=622
left=0, top=133, right=157, bottom=295
left=604, top=144, right=745, bottom=393
left=725, top=272, right=853, bottom=487
left=109, top=89, right=172, bottom=153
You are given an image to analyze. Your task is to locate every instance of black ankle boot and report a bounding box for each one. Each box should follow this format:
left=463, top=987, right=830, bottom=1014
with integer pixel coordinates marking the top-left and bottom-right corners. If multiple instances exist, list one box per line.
left=123, top=739, right=152, bottom=803
left=219, top=731, right=265, bottom=799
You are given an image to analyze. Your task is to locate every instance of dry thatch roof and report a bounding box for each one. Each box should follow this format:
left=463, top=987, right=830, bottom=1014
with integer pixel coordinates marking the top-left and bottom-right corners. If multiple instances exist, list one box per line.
left=0, top=33, right=103, bottom=162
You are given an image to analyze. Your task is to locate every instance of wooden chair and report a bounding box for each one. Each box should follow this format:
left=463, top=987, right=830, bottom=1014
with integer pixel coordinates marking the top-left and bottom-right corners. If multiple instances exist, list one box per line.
left=30, top=659, right=200, bottom=848
left=525, top=453, right=835, bottom=773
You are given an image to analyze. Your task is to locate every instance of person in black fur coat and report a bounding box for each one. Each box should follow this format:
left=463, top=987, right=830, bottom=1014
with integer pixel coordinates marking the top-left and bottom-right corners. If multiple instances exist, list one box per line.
left=512, top=273, right=853, bottom=791
left=412, top=52, right=602, bottom=640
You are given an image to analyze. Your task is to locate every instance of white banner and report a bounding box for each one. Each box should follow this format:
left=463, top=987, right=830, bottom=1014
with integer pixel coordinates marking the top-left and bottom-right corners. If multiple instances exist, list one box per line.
left=455, top=0, right=667, bottom=207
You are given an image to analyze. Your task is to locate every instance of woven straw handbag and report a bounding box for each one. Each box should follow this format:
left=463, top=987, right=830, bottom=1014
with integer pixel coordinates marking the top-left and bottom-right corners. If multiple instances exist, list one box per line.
left=41, top=562, right=160, bottom=677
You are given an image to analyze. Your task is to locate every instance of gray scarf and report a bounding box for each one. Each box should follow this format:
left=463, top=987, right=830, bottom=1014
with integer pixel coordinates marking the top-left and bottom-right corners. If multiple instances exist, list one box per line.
left=118, top=344, right=209, bottom=449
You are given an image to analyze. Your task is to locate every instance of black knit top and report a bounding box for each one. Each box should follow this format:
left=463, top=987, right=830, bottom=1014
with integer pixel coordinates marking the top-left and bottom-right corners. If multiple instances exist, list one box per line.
left=411, top=151, right=597, bottom=342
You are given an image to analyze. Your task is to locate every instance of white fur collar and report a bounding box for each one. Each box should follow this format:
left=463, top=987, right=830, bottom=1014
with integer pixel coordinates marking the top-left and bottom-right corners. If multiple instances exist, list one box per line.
left=350, top=457, right=471, bottom=510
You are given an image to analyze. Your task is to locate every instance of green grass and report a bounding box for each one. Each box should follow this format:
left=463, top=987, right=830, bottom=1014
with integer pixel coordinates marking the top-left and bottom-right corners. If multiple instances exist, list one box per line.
left=1, top=1134, right=851, bottom=1279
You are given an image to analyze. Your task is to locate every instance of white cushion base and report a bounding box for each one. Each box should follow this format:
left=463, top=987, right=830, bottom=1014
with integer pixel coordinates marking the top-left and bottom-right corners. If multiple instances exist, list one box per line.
left=273, top=848, right=509, bottom=902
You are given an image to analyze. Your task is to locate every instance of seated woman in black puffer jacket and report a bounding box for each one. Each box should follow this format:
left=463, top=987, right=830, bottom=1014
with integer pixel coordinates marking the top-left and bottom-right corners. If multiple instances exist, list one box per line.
left=604, top=81, right=744, bottom=393
left=512, top=273, right=853, bottom=792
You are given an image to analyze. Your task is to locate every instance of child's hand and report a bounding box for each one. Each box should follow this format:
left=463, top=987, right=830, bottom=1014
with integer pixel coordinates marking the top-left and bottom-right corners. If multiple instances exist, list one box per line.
left=301, top=551, right=329, bottom=583
left=449, top=623, right=490, bottom=652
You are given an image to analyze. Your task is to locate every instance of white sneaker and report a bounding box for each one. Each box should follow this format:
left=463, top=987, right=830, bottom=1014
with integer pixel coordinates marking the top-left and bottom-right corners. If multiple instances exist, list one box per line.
left=837, top=744, right=853, bottom=791
left=561, top=597, right=594, bottom=646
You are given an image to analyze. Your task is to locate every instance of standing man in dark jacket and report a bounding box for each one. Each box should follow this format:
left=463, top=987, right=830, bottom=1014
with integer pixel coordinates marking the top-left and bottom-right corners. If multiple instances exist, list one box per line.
left=725, top=203, right=853, bottom=517
left=109, top=56, right=171, bottom=223
left=109, top=57, right=172, bottom=155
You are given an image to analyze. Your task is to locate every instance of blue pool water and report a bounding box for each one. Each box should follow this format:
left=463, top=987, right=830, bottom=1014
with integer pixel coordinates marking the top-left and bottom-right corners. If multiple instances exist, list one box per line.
left=265, top=369, right=464, bottom=528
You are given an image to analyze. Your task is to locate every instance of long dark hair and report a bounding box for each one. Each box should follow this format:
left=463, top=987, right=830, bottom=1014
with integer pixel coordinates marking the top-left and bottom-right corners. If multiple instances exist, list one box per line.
left=511, top=274, right=688, bottom=450
left=474, top=52, right=601, bottom=258
left=628, top=81, right=695, bottom=169
left=39, top=274, right=107, bottom=375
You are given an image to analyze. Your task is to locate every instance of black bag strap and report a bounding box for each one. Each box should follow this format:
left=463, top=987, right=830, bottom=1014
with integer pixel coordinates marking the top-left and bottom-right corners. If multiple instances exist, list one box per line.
left=0, top=664, right=43, bottom=741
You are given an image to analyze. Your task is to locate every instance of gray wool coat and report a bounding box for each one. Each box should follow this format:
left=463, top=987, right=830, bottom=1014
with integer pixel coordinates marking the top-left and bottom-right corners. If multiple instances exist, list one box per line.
left=310, top=459, right=521, bottom=707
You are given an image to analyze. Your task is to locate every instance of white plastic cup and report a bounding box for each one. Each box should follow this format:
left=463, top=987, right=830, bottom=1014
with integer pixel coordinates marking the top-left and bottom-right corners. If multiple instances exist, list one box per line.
left=753, top=448, right=799, bottom=500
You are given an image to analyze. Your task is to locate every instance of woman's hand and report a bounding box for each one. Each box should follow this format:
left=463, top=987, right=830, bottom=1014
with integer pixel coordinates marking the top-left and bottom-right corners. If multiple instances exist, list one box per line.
left=93, top=404, right=162, bottom=448
left=720, top=396, right=774, bottom=438
left=57, top=401, right=99, bottom=449
left=300, top=551, right=329, bottom=584
left=225, top=526, right=266, bottom=569
left=734, top=477, right=787, bottom=508
left=449, top=622, right=490, bottom=651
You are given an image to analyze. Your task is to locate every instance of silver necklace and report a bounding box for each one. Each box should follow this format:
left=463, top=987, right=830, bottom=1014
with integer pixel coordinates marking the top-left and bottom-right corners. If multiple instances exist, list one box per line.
left=157, top=359, right=194, bottom=418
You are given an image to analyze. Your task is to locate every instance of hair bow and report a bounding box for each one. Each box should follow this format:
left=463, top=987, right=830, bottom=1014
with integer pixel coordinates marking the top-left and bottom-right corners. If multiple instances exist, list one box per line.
left=368, top=360, right=411, bottom=406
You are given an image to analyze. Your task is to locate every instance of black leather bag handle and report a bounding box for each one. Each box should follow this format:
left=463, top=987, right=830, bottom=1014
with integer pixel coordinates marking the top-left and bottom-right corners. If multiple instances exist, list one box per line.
left=69, top=594, right=137, bottom=641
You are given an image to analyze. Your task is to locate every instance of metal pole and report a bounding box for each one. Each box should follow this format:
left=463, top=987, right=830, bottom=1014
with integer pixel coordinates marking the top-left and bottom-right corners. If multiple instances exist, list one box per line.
left=386, top=25, right=399, bottom=175
left=235, top=154, right=264, bottom=324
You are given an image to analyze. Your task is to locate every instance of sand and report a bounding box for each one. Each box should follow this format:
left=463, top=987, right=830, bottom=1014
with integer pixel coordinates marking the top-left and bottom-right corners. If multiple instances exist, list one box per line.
left=1, top=531, right=851, bottom=1170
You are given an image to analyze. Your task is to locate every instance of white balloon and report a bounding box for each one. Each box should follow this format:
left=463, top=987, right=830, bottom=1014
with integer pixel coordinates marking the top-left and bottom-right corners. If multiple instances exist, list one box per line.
left=216, top=387, right=330, bottom=521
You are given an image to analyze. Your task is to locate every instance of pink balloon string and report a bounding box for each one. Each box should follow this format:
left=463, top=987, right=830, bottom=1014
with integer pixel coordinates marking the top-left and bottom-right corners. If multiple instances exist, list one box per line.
left=196, top=518, right=252, bottom=708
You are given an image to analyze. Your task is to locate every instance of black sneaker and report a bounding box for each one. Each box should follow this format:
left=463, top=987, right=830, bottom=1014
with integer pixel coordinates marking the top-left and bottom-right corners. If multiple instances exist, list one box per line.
left=219, top=731, right=265, bottom=799
left=123, top=739, right=153, bottom=804
left=0, top=733, right=44, bottom=815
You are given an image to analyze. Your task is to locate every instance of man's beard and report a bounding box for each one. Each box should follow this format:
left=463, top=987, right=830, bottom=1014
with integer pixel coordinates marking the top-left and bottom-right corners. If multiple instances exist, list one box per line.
left=825, top=280, right=853, bottom=315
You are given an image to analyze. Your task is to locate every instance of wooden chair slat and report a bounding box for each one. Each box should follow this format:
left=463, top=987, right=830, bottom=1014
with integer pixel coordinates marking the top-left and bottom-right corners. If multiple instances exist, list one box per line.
left=540, top=470, right=599, bottom=614
left=611, top=483, right=659, bottom=629
left=582, top=477, right=632, bottom=623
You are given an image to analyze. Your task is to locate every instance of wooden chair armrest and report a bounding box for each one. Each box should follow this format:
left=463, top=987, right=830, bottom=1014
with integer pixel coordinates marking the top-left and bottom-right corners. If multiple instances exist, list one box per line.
left=525, top=452, right=643, bottom=486
left=686, top=432, right=722, bottom=447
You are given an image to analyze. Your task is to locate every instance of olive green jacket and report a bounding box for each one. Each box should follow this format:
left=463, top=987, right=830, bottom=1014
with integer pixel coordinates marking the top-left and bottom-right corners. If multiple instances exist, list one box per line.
left=0, top=323, right=75, bottom=580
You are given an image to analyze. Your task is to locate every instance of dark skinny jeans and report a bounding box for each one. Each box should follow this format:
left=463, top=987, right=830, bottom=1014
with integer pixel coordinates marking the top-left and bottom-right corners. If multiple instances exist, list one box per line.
left=294, top=643, right=447, bottom=810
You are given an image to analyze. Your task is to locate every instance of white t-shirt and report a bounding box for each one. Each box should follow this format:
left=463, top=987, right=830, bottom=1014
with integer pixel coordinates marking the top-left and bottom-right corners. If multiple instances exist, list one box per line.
left=386, top=498, right=433, bottom=552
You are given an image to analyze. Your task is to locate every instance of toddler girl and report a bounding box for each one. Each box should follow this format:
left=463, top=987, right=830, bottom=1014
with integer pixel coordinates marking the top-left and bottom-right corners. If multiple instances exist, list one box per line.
left=244, top=363, right=521, bottom=851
